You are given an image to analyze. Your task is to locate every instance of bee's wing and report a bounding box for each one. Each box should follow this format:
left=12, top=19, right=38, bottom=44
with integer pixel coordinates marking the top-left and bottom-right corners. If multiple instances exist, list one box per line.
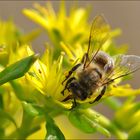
left=103, top=54, right=140, bottom=84
left=84, top=15, right=110, bottom=68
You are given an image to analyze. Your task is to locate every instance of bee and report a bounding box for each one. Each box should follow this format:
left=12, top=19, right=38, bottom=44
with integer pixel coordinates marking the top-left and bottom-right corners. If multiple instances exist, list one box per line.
left=61, top=15, right=140, bottom=108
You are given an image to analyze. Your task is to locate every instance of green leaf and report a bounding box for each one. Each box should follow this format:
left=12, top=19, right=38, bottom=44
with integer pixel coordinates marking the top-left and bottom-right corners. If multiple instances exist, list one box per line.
left=10, top=81, right=30, bottom=101
left=17, top=102, right=44, bottom=139
left=0, top=54, right=38, bottom=86
left=0, top=128, right=5, bottom=138
left=22, top=102, right=39, bottom=117
left=0, top=109, right=17, bottom=128
left=128, top=122, right=140, bottom=139
left=0, top=94, right=4, bottom=109
left=69, top=109, right=111, bottom=136
left=68, top=110, right=96, bottom=133
left=45, top=115, right=65, bottom=140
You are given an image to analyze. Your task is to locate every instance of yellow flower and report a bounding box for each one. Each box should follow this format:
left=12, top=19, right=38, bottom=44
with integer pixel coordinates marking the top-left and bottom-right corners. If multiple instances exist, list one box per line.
left=23, top=2, right=90, bottom=47
left=26, top=48, right=73, bottom=109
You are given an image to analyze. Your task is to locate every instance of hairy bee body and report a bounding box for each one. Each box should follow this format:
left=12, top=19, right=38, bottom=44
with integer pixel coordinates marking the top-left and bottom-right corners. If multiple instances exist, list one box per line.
left=62, top=51, right=114, bottom=102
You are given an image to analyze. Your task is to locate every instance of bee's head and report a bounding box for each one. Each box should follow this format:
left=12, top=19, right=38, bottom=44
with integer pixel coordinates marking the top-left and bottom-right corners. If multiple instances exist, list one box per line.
left=69, top=81, right=88, bottom=100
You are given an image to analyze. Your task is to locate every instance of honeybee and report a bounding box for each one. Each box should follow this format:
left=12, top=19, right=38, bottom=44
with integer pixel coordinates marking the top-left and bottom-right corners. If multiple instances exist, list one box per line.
left=61, top=15, right=140, bottom=108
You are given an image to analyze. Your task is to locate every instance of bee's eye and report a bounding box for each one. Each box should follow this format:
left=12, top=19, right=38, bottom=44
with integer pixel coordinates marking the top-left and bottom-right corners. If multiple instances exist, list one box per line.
left=70, top=82, right=77, bottom=87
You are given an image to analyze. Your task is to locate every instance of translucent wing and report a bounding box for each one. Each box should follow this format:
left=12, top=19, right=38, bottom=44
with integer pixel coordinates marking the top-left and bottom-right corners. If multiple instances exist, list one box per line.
left=102, top=54, right=140, bottom=85
left=84, top=15, right=110, bottom=68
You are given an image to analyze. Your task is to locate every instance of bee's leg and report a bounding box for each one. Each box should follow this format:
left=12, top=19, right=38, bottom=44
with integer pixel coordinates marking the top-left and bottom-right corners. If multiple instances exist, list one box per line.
left=70, top=97, right=77, bottom=110
left=62, top=94, right=73, bottom=102
left=61, top=77, right=76, bottom=95
left=62, top=63, right=81, bottom=85
left=89, top=86, right=107, bottom=104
